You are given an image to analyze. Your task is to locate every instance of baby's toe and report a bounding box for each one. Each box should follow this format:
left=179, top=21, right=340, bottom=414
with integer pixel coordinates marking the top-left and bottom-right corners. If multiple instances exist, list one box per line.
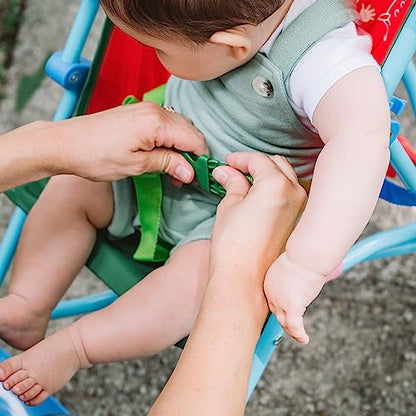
left=12, top=377, right=36, bottom=395
left=3, top=369, right=29, bottom=390
left=19, top=383, right=43, bottom=402
left=25, top=390, right=50, bottom=406
left=0, top=356, right=23, bottom=381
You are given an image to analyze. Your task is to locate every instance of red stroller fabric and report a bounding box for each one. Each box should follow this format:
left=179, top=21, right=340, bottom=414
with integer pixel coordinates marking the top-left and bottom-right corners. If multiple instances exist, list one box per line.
left=357, top=0, right=413, bottom=64
left=86, top=26, right=169, bottom=115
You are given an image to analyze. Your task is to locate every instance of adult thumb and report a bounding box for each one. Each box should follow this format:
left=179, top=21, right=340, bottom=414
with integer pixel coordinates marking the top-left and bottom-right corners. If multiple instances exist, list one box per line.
left=213, top=166, right=251, bottom=203
left=139, top=148, right=195, bottom=183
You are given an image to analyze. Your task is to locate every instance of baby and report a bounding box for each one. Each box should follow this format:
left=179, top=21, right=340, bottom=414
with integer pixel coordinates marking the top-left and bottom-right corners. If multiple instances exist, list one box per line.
left=0, top=0, right=390, bottom=406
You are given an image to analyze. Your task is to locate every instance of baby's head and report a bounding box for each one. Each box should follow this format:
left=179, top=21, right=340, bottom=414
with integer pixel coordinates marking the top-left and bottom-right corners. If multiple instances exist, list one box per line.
left=100, top=0, right=288, bottom=80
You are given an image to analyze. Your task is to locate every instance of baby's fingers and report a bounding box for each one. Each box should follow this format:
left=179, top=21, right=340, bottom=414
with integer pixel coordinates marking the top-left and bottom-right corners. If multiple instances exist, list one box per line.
left=274, top=307, right=309, bottom=345
left=285, top=309, right=309, bottom=345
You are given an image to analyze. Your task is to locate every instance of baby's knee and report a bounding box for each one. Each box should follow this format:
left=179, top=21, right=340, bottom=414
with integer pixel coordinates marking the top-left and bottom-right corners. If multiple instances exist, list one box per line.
left=44, top=176, right=113, bottom=224
left=164, top=240, right=211, bottom=312
left=44, top=175, right=96, bottom=205
left=168, top=240, right=211, bottom=277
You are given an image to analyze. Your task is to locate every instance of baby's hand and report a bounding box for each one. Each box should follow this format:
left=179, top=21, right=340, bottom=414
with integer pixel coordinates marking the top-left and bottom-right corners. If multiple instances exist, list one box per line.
left=264, top=252, right=326, bottom=345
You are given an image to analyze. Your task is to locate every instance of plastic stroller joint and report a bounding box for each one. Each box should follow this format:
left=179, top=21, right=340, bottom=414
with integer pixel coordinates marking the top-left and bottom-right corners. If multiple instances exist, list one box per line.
left=390, top=119, right=401, bottom=146
left=389, top=95, right=407, bottom=116
left=46, top=51, right=91, bottom=92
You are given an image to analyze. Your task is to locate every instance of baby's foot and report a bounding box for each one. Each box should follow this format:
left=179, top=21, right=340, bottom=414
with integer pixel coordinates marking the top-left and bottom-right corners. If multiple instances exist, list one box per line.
left=0, top=293, right=49, bottom=350
left=0, top=325, right=91, bottom=406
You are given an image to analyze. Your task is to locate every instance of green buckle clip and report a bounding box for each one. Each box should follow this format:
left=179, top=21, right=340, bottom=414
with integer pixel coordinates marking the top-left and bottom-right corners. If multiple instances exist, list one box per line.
left=121, top=95, right=253, bottom=198
left=181, top=152, right=253, bottom=198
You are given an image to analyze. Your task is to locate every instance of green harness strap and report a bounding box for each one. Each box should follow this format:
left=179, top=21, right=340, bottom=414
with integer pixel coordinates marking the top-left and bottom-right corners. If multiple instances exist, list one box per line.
left=123, top=87, right=172, bottom=262
left=133, top=172, right=170, bottom=262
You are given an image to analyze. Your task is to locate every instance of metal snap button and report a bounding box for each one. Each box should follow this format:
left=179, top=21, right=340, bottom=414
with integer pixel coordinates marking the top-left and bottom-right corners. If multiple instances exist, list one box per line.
left=252, top=76, right=274, bottom=97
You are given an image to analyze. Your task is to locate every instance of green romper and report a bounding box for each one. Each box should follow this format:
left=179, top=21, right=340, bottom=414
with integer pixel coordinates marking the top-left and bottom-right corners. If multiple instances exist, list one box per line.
left=108, top=0, right=355, bottom=253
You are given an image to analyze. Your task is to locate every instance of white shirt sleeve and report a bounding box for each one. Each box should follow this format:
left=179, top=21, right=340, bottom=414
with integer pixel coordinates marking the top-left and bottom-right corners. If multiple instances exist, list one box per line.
left=287, top=22, right=380, bottom=131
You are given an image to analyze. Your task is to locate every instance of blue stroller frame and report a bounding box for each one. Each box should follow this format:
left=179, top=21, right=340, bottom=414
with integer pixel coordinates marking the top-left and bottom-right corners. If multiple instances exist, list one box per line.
left=0, top=0, right=416, bottom=407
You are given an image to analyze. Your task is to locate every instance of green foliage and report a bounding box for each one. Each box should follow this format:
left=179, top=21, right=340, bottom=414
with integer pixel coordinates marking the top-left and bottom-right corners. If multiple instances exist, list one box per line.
left=15, top=53, right=50, bottom=112
left=0, top=0, right=26, bottom=102
left=4, top=0, right=20, bottom=33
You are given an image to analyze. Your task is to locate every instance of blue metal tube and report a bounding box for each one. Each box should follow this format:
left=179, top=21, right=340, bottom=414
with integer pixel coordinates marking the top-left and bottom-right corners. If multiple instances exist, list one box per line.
left=52, top=290, right=117, bottom=319
left=403, top=60, right=416, bottom=118
left=362, top=242, right=416, bottom=263
left=247, top=315, right=284, bottom=400
left=382, top=6, right=416, bottom=99
left=61, top=0, right=100, bottom=64
left=53, top=90, right=80, bottom=121
left=382, top=8, right=416, bottom=190
left=0, top=208, right=26, bottom=285
left=53, top=0, right=100, bottom=121
left=389, top=140, right=416, bottom=190
left=343, top=223, right=416, bottom=271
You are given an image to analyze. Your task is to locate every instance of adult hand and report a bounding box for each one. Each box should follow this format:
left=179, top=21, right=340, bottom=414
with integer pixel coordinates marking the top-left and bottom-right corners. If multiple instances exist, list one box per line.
left=210, top=152, right=306, bottom=283
left=55, top=101, right=207, bottom=182
left=149, top=152, right=306, bottom=416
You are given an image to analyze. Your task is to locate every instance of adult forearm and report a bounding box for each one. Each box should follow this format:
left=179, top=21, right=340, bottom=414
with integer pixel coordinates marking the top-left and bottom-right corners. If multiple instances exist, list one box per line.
left=149, top=269, right=268, bottom=416
left=0, top=104, right=208, bottom=191
left=149, top=153, right=304, bottom=414
left=0, top=121, right=64, bottom=192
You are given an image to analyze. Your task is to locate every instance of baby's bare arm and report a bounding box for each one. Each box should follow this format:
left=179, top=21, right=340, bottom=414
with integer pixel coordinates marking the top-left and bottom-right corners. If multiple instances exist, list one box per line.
left=265, top=66, right=390, bottom=344
left=288, top=66, right=390, bottom=273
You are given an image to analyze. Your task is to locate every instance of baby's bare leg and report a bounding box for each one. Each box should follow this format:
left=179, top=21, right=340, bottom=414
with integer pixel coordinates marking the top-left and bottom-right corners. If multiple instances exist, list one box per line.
left=0, top=240, right=210, bottom=405
left=0, top=175, right=113, bottom=350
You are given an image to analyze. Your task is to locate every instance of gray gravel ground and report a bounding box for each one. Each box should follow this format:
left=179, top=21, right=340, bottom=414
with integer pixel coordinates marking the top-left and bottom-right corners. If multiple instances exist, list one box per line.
left=0, top=1, right=416, bottom=415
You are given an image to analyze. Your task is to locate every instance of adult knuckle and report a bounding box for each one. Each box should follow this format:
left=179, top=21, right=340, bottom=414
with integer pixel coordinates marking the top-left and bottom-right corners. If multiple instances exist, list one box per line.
left=134, top=156, right=148, bottom=174
left=159, top=151, right=172, bottom=172
left=149, top=109, right=165, bottom=127
left=264, top=281, right=273, bottom=297
left=138, top=101, right=159, bottom=112
left=265, top=295, right=277, bottom=312
left=267, top=177, right=293, bottom=204
left=269, top=175, right=307, bottom=210
left=270, top=173, right=291, bottom=191
left=293, top=186, right=307, bottom=209
left=152, top=114, right=168, bottom=144
left=31, top=120, right=50, bottom=130
left=217, top=199, right=231, bottom=214
left=196, top=131, right=207, bottom=149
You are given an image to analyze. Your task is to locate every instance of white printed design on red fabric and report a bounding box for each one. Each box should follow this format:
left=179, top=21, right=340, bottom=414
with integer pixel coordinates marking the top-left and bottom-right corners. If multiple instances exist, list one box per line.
left=377, top=0, right=409, bottom=41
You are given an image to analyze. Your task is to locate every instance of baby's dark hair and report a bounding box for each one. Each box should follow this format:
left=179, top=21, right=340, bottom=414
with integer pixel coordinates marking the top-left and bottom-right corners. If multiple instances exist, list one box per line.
left=100, top=0, right=285, bottom=43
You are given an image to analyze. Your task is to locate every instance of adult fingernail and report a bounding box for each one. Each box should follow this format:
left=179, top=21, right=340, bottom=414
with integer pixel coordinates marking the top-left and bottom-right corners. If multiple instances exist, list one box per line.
left=174, top=165, right=192, bottom=183
left=213, top=168, right=228, bottom=185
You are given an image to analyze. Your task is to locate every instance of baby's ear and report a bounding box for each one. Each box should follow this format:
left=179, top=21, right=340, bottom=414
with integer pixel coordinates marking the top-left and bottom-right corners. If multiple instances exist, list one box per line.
left=209, top=27, right=252, bottom=61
